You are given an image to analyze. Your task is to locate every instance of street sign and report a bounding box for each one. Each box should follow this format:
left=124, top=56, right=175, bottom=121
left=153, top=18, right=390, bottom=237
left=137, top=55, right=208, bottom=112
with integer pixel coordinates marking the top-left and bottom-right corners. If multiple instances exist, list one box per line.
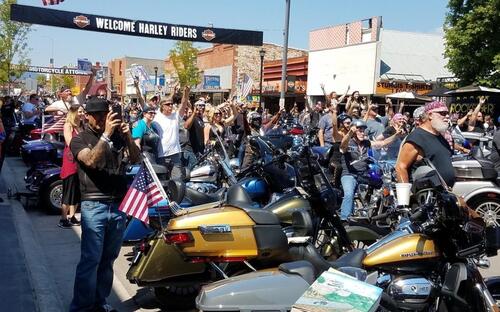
left=10, top=4, right=263, bottom=46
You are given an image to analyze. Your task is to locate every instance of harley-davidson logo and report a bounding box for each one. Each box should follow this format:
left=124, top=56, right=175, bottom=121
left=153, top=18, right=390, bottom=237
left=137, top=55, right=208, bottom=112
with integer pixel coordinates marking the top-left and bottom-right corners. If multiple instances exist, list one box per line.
left=202, top=29, right=216, bottom=41
left=73, top=15, right=90, bottom=28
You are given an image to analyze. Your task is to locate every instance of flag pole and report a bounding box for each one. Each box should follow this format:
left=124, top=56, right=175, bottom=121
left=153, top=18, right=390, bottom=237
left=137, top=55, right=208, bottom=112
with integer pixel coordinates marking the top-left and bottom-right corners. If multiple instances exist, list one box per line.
left=142, top=154, right=186, bottom=220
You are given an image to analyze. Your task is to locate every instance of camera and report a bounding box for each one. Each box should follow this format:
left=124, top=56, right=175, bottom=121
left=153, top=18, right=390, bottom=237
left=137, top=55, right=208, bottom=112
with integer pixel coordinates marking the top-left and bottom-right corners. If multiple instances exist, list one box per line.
left=112, top=104, right=122, bottom=121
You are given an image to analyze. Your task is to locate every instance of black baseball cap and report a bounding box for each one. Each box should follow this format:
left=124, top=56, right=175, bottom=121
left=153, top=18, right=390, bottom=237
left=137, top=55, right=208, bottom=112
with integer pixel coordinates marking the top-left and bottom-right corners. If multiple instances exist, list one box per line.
left=85, top=98, right=109, bottom=113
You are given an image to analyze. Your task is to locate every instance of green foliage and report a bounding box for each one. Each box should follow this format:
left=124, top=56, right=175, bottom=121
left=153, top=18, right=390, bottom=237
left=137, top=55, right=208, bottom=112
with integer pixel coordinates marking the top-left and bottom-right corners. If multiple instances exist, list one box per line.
left=169, top=41, right=200, bottom=88
left=444, top=0, right=500, bottom=87
left=0, top=0, right=31, bottom=86
left=52, top=74, right=76, bottom=90
left=36, top=74, right=47, bottom=87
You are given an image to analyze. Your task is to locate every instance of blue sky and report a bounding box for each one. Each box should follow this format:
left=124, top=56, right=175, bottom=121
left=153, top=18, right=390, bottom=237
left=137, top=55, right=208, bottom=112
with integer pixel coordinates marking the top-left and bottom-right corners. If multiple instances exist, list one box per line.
left=19, top=0, right=448, bottom=67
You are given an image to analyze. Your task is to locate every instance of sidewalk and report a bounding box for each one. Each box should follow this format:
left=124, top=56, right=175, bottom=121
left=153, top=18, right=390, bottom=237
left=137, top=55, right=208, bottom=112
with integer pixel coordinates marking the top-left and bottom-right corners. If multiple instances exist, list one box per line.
left=0, top=158, right=64, bottom=312
left=1, top=156, right=159, bottom=312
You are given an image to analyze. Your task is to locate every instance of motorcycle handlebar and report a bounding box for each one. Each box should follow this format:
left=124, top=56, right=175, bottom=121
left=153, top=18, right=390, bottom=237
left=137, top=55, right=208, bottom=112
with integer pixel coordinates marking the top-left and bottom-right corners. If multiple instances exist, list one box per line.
left=409, top=209, right=424, bottom=222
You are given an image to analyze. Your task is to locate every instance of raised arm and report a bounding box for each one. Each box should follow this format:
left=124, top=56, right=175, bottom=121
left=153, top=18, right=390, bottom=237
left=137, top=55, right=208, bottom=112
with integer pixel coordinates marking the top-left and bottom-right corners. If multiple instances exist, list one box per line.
left=76, top=70, right=95, bottom=104
left=340, top=126, right=355, bottom=153
left=337, top=85, right=351, bottom=103
left=223, top=102, right=238, bottom=126
left=178, top=86, right=190, bottom=119
left=467, top=97, right=486, bottom=129
left=76, top=112, right=120, bottom=168
left=320, top=83, right=330, bottom=105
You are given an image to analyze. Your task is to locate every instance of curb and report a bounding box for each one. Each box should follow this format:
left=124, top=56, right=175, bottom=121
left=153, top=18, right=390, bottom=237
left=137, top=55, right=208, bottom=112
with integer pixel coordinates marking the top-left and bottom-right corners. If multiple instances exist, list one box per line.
left=2, top=160, right=65, bottom=312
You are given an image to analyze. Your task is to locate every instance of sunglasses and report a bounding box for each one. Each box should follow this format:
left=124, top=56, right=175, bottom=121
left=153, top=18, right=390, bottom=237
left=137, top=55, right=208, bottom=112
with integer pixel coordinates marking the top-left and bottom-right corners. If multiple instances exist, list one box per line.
left=197, top=105, right=205, bottom=109
left=214, top=112, right=222, bottom=116
left=145, top=111, right=156, bottom=115
left=432, top=111, right=449, bottom=116
left=163, top=103, right=173, bottom=106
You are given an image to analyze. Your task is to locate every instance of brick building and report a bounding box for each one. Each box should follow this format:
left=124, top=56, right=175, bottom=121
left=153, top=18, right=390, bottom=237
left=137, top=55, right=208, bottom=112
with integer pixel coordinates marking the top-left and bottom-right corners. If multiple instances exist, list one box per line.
left=164, top=43, right=307, bottom=106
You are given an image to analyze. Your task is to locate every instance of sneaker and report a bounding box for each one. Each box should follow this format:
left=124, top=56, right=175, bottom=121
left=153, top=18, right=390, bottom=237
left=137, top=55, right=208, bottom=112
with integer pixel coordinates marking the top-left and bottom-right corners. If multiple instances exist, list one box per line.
left=57, top=219, right=72, bottom=229
left=94, top=304, right=118, bottom=312
left=69, top=216, right=80, bottom=226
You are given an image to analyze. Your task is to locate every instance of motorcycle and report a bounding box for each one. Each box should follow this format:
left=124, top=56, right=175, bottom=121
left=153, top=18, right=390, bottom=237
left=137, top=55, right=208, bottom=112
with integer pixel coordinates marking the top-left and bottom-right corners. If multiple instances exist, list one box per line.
left=452, top=147, right=500, bottom=227
left=196, top=160, right=500, bottom=312
left=125, top=139, right=359, bottom=309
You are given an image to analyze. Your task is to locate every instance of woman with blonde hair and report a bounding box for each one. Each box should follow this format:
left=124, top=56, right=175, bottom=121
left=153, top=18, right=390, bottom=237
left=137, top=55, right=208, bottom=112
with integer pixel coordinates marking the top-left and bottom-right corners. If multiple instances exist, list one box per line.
left=204, top=101, right=238, bottom=145
left=58, top=105, right=83, bottom=228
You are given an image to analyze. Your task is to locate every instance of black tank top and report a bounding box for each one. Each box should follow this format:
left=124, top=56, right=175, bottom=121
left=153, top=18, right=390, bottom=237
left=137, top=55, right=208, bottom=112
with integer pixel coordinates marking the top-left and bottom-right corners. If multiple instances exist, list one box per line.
left=405, top=127, right=456, bottom=187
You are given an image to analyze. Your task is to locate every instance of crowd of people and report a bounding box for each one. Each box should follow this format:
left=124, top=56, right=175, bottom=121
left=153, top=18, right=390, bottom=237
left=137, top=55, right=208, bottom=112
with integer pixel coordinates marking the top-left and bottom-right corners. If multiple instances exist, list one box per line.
left=0, top=77, right=497, bottom=311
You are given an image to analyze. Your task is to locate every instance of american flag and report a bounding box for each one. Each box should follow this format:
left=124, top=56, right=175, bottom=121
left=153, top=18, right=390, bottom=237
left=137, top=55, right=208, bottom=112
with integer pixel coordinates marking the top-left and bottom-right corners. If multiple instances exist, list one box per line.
left=42, top=0, right=64, bottom=5
left=119, top=165, right=164, bottom=223
left=42, top=115, right=65, bottom=133
left=239, top=73, right=254, bottom=99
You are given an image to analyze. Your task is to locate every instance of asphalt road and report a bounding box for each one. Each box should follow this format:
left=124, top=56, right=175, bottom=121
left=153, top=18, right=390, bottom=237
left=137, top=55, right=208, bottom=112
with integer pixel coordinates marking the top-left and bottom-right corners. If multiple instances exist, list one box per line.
left=3, top=156, right=500, bottom=311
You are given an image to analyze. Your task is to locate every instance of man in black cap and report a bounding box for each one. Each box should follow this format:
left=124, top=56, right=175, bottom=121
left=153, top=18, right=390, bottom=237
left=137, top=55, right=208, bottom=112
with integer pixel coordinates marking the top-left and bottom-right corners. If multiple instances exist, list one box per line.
left=69, top=98, right=140, bottom=312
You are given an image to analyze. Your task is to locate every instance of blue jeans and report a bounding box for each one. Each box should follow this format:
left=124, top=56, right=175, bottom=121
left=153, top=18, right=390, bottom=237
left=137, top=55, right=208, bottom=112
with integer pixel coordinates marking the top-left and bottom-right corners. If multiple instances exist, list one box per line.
left=340, top=175, right=357, bottom=220
left=70, top=201, right=126, bottom=312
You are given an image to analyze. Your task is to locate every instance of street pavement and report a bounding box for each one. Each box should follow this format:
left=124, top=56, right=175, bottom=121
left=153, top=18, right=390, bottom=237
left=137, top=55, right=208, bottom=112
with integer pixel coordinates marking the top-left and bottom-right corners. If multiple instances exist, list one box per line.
left=1, top=155, right=500, bottom=312
left=1, top=157, right=162, bottom=312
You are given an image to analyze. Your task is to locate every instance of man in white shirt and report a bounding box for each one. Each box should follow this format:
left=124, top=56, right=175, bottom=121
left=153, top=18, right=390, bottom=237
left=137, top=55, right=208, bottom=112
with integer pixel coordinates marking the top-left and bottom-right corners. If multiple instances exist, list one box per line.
left=154, top=86, right=189, bottom=180
left=46, top=70, right=95, bottom=114
left=22, top=94, right=41, bottom=124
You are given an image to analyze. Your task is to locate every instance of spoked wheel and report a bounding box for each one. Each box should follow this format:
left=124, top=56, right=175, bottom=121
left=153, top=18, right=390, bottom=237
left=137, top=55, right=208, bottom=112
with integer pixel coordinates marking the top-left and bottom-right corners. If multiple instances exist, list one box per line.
left=469, top=197, right=500, bottom=227
left=43, top=180, right=63, bottom=215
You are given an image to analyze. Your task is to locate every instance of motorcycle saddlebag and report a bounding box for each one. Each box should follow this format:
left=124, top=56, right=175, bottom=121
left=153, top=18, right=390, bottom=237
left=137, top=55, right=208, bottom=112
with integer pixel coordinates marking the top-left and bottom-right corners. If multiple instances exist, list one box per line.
left=196, top=269, right=310, bottom=312
left=21, top=140, right=58, bottom=165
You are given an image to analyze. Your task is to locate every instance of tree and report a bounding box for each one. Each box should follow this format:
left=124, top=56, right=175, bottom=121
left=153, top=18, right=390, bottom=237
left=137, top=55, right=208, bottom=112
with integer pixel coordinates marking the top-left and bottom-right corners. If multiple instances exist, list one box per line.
left=444, top=0, right=500, bottom=87
left=169, top=41, right=200, bottom=88
left=52, top=74, right=76, bottom=91
left=36, top=74, right=47, bottom=88
left=0, top=0, right=31, bottom=92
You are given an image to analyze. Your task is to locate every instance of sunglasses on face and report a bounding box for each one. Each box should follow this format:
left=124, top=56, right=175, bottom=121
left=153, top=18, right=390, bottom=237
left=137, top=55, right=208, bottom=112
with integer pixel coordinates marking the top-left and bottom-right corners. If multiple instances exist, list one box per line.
left=214, top=112, right=222, bottom=116
left=432, top=111, right=449, bottom=116
left=163, top=103, right=173, bottom=107
left=146, top=111, right=156, bottom=115
left=197, top=105, right=205, bottom=109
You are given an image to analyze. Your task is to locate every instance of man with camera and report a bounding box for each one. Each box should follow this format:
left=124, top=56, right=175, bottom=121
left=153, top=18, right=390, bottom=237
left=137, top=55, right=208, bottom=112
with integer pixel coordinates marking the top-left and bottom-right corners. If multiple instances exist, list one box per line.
left=69, top=98, right=141, bottom=312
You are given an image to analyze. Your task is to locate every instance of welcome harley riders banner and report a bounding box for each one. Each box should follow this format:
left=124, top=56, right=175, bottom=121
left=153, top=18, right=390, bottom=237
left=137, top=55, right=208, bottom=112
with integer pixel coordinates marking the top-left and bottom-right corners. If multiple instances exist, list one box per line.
left=10, top=4, right=264, bottom=46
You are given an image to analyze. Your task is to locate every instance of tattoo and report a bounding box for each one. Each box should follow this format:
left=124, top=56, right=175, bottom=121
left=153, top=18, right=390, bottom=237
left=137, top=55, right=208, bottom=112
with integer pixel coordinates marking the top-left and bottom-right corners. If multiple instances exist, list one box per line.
left=77, top=138, right=108, bottom=169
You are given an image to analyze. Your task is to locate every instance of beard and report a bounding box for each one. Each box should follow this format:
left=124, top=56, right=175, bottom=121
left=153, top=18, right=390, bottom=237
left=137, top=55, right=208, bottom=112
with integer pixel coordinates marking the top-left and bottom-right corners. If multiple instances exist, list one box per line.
left=431, top=118, right=449, bottom=133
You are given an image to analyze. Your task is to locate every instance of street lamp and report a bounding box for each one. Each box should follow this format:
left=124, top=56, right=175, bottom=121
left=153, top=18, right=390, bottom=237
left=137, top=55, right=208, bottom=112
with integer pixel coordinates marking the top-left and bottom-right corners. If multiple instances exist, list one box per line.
left=259, top=49, right=266, bottom=111
left=154, top=66, right=158, bottom=87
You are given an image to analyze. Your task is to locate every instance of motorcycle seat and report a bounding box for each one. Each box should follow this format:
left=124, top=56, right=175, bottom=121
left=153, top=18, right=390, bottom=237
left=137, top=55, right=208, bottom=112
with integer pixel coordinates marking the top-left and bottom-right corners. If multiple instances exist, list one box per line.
left=185, top=186, right=223, bottom=206
left=226, top=185, right=280, bottom=225
left=278, top=261, right=316, bottom=285
left=330, top=248, right=366, bottom=269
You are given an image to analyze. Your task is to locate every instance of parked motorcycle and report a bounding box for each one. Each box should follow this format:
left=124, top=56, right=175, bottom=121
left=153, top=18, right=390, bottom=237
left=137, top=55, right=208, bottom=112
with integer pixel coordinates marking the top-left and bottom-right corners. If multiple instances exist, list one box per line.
left=196, top=161, right=500, bottom=311
left=452, top=147, right=500, bottom=227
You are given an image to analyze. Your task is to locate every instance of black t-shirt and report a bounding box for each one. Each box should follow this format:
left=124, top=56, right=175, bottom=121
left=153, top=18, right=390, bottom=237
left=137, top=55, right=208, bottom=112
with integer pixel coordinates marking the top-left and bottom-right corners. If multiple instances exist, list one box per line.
left=405, top=127, right=456, bottom=187
left=70, top=128, right=128, bottom=201
left=188, top=115, right=205, bottom=155
left=341, top=139, right=371, bottom=175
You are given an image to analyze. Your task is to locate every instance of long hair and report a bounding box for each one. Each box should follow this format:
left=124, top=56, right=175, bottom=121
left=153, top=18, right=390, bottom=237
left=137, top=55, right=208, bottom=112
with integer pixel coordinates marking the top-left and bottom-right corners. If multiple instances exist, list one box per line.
left=65, top=106, right=81, bottom=129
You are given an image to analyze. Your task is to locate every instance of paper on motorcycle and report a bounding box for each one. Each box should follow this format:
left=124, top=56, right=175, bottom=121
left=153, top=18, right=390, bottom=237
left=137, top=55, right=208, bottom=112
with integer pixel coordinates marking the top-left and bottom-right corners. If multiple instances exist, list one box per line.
left=291, top=270, right=382, bottom=312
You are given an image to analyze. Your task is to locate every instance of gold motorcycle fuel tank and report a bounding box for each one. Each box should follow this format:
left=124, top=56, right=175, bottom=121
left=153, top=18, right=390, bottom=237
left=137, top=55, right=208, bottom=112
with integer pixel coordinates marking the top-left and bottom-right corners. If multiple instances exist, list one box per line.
left=167, top=206, right=259, bottom=258
left=363, top=234, right=441, bottom=268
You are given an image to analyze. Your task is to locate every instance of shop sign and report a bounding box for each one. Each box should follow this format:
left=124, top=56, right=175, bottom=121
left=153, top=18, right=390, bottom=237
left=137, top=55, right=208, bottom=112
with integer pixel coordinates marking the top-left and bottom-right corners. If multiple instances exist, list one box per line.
left=203, top=75, right=220, bottom=90
left=376, top=80, right=432, bottom=95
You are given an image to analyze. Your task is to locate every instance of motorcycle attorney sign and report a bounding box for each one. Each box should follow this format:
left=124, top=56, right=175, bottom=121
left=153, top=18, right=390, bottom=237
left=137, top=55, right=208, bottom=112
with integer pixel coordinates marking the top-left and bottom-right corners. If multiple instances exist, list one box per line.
left=12, top=64, right=91, bottom=76
left=10, top=4, right=263, bottom=46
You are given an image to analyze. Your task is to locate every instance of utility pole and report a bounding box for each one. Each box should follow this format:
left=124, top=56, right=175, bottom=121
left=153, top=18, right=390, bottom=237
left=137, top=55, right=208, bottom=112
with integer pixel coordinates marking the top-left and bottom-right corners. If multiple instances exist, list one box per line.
left=279, top=0, right=291, bottom=110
